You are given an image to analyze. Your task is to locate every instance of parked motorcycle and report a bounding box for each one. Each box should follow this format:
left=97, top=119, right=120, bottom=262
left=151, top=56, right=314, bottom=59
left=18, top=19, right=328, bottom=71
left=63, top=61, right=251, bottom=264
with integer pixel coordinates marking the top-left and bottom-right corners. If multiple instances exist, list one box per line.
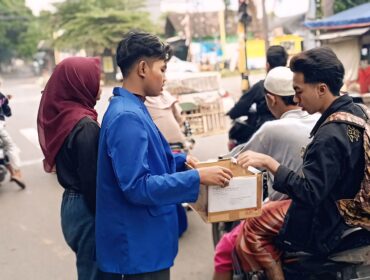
left=0, top=140, right=8, bottom=183
left=169, top=120, right=195, bottom=154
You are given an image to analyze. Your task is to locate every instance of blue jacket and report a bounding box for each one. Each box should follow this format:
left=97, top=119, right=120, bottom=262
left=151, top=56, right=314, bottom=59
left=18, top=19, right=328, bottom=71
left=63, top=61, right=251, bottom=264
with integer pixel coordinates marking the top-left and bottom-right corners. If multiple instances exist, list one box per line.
left=96, top=87, right=200, bottom=274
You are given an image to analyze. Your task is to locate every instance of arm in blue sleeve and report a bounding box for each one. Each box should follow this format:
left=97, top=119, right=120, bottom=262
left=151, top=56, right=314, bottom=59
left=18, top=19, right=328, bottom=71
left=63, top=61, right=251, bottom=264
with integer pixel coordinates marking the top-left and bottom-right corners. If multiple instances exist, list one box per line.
left=106, top=112, right=200, bottom=206
left=173, top=153, right=187, bottom=171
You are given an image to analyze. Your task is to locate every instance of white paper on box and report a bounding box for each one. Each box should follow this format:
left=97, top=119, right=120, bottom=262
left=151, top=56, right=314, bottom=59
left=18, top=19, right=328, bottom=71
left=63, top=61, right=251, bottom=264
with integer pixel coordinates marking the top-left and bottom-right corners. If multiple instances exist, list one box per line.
left=208, top=176, right=257, bottom=213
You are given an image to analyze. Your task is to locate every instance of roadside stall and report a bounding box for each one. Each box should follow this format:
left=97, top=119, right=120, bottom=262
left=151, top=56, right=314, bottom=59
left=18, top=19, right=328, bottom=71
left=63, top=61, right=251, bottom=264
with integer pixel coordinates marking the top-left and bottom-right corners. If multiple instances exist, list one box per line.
left=305, top=3, right=370, bottom=96
left=165, top=71, right=234, bottom=135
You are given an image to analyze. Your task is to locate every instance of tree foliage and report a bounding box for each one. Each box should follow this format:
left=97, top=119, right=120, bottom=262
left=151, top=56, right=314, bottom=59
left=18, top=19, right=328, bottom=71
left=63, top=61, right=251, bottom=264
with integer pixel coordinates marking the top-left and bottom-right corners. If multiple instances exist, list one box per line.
left=333, top=0, right=369, bottom=13
left=316, top=0, right=369, bottom=18
left=52, top=0, right=156, bottom=53
left=0, top=0, right=38, bottom=63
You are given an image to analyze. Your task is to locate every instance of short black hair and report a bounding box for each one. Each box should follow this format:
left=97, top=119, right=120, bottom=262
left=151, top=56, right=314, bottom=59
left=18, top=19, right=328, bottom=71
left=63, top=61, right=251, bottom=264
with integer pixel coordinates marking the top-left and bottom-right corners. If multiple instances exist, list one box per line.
left=266, top=45, right=288, bottom=69
left=116, top=31, right=173, bottom=77
left=289, top=47, right=344, bottom=96
left=280, top=95, right=297, bottom=106
left=265, top=89, right=297, bottom=106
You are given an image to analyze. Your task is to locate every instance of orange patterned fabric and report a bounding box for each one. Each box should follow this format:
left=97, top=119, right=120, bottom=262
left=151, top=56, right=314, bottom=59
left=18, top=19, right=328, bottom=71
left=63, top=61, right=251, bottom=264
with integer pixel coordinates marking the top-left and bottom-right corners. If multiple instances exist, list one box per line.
left=235, top=200, right=292, bottom=271
left=323, top=104, right=370, bottom=231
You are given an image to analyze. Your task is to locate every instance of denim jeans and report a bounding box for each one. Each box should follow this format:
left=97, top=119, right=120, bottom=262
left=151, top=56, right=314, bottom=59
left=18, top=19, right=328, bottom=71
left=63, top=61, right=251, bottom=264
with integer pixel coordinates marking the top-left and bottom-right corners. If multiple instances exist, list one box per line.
left=61, top=189, right=100, bottom=280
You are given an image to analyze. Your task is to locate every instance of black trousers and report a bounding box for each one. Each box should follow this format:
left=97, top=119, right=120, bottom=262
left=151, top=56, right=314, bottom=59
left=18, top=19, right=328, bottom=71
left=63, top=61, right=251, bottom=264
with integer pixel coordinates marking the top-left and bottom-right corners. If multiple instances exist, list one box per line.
left=100, top=269, right=170, bottom=280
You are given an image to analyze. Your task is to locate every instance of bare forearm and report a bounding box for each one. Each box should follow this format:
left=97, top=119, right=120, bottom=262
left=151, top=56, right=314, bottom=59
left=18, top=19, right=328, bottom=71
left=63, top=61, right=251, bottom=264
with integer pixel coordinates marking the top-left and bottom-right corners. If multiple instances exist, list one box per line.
left=263, top=156, right=280, bottom=175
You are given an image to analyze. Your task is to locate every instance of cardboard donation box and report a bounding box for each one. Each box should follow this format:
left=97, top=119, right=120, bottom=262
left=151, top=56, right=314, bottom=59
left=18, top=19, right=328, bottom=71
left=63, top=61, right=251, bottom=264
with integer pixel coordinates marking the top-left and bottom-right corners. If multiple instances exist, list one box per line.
left=189, top=159, right=263, bottom=223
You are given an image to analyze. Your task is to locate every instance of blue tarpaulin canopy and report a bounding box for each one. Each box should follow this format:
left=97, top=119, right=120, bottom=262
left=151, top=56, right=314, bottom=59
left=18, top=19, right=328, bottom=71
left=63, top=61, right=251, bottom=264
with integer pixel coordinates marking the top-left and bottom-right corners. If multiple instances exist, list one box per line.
left=305, top=3, right=370, bottom=30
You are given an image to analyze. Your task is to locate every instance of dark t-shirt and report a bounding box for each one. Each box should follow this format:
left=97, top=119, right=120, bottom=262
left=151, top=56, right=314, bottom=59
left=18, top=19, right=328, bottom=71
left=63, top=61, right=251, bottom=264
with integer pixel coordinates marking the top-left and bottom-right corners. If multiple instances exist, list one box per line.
left=227, top=80, right=274, bottom=127
left=55, top=117, right=100, bottom=214
left=0, top=92, right=11, bottom=121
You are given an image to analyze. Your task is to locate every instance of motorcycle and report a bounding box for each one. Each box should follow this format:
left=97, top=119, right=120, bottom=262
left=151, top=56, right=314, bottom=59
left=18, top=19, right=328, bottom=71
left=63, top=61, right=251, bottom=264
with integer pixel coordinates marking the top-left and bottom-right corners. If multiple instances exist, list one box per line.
left=169, top=120, right=195, bottom=154
left=0, top=138, right=8, bottom=183
left=228, top=114, right=258, bottom=152
left=233, top=227, right=370, bottom=280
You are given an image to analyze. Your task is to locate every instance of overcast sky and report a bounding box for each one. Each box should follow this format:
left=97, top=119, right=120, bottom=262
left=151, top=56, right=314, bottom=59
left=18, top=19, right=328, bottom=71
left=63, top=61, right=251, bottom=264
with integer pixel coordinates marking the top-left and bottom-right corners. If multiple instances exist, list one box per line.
left=26, top=0, right=310, bottom=17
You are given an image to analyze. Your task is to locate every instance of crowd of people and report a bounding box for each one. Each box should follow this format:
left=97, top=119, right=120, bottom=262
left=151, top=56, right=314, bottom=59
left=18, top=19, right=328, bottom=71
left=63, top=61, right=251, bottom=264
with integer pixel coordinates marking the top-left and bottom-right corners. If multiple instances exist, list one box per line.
left=35, top=30, right=370, bottom=280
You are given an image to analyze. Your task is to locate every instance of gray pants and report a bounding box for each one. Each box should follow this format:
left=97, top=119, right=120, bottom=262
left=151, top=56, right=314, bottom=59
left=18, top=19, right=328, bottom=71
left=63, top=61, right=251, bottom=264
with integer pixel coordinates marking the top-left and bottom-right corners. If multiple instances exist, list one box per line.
left=100, top=269, right=170, bottom=280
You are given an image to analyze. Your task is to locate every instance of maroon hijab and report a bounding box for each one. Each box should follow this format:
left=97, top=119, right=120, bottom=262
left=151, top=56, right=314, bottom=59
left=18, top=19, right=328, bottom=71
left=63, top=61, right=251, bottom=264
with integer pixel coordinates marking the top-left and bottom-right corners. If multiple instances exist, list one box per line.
left=37, top=57, right=101, bottom=172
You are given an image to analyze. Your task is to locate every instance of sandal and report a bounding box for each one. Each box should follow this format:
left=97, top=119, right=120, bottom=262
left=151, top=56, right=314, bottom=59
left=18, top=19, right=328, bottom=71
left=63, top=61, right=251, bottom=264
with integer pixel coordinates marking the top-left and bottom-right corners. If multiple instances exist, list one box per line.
left=11, top=177, right=26, bottom=189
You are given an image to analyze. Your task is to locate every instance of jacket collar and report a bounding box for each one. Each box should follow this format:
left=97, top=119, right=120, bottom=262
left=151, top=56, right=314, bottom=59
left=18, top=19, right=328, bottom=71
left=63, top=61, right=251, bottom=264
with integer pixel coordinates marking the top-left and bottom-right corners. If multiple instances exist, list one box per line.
left=310, top=94, right=353, bottom=137
left=113, top=87, right=145, bottom=106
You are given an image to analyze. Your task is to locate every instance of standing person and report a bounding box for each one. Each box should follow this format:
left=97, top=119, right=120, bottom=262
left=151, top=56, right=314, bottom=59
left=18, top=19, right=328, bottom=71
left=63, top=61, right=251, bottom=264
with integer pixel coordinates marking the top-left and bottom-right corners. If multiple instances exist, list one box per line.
left=227, top=45, right=288, bottom=148
left=213, top=67, right=319, bottom=280
left=234, top=47, right=368, bottom=280
left=37, top=57, right=103, bottom=280
left=0, top=79, right=25, bottom=188
left=96, top=31, right=233, bottom=280
left=145, top=90, right=186, bottom=147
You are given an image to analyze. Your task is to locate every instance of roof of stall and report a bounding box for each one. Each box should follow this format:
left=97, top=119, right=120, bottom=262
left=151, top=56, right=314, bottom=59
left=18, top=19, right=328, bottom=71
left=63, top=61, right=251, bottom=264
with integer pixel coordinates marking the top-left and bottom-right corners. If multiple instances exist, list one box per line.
left=305, top=3, right=370, bottom=30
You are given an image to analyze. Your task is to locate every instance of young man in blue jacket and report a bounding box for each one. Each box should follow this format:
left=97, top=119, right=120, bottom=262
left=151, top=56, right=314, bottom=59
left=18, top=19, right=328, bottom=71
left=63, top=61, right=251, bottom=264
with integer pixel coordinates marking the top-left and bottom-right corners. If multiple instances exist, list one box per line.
left=96, top=31, right=233, bottom=280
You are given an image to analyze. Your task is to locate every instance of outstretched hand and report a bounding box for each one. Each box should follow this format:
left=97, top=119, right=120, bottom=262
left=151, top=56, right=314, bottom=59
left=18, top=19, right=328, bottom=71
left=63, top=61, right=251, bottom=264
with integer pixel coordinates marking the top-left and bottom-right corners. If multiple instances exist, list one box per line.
left=237, top=150, right=280, bottom=174
left=197, top=166, right=233, bottom=188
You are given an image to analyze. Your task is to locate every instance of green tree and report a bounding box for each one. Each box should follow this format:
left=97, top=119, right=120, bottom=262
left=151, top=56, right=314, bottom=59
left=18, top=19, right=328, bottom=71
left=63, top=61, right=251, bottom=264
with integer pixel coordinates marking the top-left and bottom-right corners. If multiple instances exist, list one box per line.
left=316, top=0, right=369, bottom=18
left=334, top=0, right=369, bottom=13
left=52, top=0, right=156, bottom=54
left=0, top=0, right=37, bottom=63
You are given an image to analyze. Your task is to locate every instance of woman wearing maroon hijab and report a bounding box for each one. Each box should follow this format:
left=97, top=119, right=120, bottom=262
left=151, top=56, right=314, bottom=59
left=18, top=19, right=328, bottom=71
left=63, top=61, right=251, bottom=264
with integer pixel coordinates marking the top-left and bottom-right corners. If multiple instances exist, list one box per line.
left=37, top=57, right=103, bottom=280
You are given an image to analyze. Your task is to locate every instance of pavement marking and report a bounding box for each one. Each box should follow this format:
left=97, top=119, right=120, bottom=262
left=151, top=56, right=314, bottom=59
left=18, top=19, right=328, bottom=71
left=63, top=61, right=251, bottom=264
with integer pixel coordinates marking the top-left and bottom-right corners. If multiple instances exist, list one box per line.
left=18, top=128, right=44, bottom=167
left=20, top=128, right=40, bottom=149
left=10, top=95, right=41, bottom=105
left=20, top=158, right=43, bottom=167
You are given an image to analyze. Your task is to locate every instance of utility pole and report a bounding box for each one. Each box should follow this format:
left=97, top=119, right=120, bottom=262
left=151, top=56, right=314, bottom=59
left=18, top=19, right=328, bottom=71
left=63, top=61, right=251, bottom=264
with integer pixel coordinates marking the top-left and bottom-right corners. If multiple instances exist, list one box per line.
left=304, top=0, right=317, bottom=50
left=262, top=0, right=269, bottom=53
left=218, top=7, right=226, bottom=70
left=181, top=0, right=192, bottom=61
left=237, top=0, right=251, bottom=94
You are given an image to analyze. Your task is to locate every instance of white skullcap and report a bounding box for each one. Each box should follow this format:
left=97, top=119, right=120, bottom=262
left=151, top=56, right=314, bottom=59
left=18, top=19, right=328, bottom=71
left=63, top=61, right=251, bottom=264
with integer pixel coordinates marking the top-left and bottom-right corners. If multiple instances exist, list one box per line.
left=264, top=66, right=295, bottom=96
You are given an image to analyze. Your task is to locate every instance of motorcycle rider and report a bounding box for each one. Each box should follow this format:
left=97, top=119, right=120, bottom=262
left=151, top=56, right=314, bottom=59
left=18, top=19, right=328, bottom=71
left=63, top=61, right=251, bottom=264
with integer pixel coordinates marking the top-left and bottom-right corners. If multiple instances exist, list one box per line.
left=227, top=45, right=288, bottom=149
left=213, top=67, right=319, bottom=280
left=235, top=47, right=369, bottom=280
left=0, top=79, right=25, bottom=189
left=145, top=90, right=187, bottom=149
